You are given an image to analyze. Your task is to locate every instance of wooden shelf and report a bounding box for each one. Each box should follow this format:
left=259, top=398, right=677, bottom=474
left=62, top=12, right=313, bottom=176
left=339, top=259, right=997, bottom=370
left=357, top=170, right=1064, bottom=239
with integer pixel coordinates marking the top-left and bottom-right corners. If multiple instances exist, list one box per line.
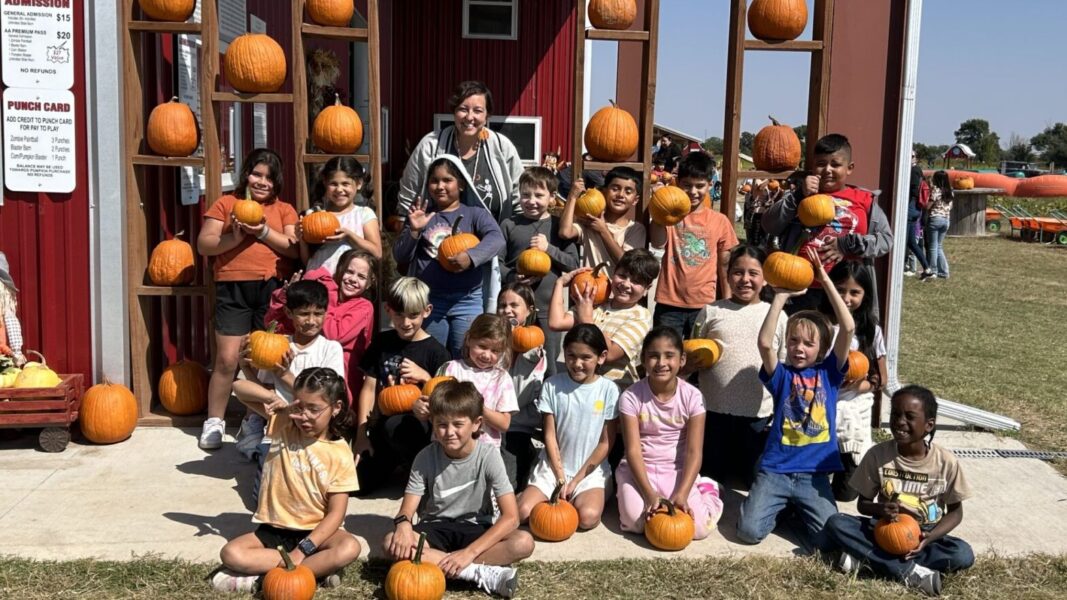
left=584, top=160, right=643, bottom=171
left=131, top=154, right=205, bottom=167
left=139, top=407, right=245, bottom=427
left=738, top=169, right=800, bottom=179
left=127, top=20, right=202, bottom=34
left=211, top=91, right=294, bottom=103
left=135, top=285, right=210, bottom=297
left=743, top=39, right=823, bottom=52
left=585, top=29, right=650, bottom=42
left=302, top=153, right=371, bottom=164
left=300, top=23, right=369, bottom=41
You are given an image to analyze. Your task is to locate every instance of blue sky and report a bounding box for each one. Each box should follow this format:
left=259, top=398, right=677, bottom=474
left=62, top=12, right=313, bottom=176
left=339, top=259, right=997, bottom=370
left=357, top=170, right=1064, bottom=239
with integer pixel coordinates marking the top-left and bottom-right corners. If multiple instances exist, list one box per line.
left=591, top=0, right=1067, bottom=146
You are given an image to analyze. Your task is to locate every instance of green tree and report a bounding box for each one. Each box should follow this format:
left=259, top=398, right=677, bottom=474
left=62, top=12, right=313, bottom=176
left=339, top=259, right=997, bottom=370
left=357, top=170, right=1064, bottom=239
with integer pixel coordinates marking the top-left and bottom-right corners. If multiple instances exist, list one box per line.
left=954, top=118, right=1001, bottom=164
left=793, top=124, right=807, bottom=145
left=1005, top=133, right=1035, bottom=163
left=1030, top=123, right=1067, bottom=167
left=739, top=131, right=755, bottom=155
left=702, top=136, right=723, bottom=155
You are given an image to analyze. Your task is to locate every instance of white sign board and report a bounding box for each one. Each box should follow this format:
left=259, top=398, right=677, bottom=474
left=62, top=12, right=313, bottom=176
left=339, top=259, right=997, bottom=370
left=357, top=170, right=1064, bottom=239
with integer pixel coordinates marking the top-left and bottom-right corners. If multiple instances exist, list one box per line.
left=1, top=0, right=74, bottom=90
left=218, top=0, right=247, bottom=50
left=3, top=88, right=76, bottom=193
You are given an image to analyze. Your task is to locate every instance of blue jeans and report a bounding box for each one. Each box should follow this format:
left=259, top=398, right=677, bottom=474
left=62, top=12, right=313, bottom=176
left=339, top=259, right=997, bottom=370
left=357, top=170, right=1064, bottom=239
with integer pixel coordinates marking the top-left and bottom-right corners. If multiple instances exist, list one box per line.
left=425, top=289, right=483, bottom=358
left=736, top=471, right=838, bottom=549
left=823, top=513, right=974, bottom=580
left=925, top=216, right=950, bottom=277
left=906, top=217, right=930, bottom=272
left=653, top=303, right=702, bottom=339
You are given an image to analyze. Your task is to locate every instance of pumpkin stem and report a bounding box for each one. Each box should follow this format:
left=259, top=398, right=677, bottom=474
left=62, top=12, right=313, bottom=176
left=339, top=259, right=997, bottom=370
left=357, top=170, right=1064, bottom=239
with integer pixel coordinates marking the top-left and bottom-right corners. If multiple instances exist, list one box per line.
left=333, top=92, right=342, bottom=106
left=413, top=532, right=427, bottom=565
left=26, top=350, right=46, bottom=366
left=277, top=545, right=296, bottom=571
left=174, top=230, right=185, bottom=239
left=609, top=99, right=617, bottom=108
left=657, top=497, right=676, bottom=516
left=769, top=115, right=782, bottom=127
left=451, top=214, right=465, bottom=236
left=170, top=96, right=180, bottom=103
left=266, top=320, right=279, bottom=334
left=549, top=480, right=565, bottom=504
left=591, top=261, right=608, bottom=278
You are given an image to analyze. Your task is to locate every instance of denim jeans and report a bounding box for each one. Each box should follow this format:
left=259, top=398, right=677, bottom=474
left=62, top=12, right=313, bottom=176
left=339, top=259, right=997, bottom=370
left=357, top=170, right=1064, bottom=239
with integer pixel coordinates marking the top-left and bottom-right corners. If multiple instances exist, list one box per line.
left=653, top=303, right=702, bottom=339
left=736, top=470, right=838, bottom=549
left=425, top=289, right=484, bottom=358
left=905, top=217, right=930, bottom=272
left=823, top=513, right=974, bottom=580
left=925, top=216, right=950, bottom=277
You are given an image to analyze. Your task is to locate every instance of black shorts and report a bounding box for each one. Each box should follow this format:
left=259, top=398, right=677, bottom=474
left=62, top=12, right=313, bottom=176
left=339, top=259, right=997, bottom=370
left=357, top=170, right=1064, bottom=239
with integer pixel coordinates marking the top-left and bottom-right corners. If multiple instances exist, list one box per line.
left=214, top=279, right=282, bottom=335
left=414, top=520, right=490, bottom=553
left=253, top=524, right=313, bottom=553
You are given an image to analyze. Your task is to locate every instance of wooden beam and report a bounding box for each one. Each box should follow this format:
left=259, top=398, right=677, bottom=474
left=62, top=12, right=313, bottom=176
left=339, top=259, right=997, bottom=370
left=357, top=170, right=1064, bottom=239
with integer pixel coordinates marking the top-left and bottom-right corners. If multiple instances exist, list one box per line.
left=571, top=0, right=588, bottom=182
left=743, top=39, right=822, bottom=52
left=367, top=0, right=384, bottom=222
left=807, top=0, right=834, bottom=162
left=720, top=0, right=747, bottom=223
left=131, top=155, right=205, bottom=167
left=134, top=286, right=211, bottom=297
left=584, top=160, right=643, bottom=171
left=638, top=0, right=660, bottom=208
left=292, top=0, right=310, bottom=211
left=301, top=23, right=369, bottom=41
left=210, top=91, right=295, bottom=104
left=586, top=29, right=649, bottom=42
left=738, top=169, right=800, bottom=179
left=200, top=0, right=221, bottom=385
left=303, top=153, right=373, bottom=164
left=127, top=20, right=201, bottom=34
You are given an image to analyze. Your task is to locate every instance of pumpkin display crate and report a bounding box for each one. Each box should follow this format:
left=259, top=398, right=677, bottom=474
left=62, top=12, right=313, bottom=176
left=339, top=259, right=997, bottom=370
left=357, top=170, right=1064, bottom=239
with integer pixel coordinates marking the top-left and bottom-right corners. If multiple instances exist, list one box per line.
left=0, top=374, right=85, bottom=452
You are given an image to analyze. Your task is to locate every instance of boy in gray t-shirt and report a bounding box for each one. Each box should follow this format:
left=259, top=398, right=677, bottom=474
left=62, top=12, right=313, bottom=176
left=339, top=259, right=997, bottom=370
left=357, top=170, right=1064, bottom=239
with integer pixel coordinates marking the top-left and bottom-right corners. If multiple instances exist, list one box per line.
left=383, top=381, right=534, bottom=598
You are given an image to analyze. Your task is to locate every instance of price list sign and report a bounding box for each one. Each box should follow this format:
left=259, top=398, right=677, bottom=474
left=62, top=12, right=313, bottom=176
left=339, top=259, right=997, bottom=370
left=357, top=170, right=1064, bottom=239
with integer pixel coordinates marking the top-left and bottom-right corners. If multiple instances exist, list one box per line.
left=1, top=0, right=74, bottom=90
left=3, top=88, right=75, bottom=192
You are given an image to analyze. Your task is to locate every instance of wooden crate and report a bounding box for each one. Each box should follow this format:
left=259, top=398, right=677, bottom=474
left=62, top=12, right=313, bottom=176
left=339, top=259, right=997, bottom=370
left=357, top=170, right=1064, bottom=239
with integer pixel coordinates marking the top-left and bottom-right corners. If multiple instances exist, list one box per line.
left=0, top=374, right=85, bottom=452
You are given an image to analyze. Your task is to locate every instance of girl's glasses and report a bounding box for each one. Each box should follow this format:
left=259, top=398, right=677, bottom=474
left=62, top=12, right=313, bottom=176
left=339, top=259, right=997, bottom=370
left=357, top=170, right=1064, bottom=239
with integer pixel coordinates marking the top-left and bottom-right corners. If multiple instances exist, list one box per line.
left=288, top=403, right=329, bottom=418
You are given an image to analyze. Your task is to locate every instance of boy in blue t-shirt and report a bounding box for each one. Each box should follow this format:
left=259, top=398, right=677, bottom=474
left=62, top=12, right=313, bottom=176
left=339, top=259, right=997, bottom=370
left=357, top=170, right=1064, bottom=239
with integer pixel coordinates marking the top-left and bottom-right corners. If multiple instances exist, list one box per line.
left=736, top=247, right=855, bottom=548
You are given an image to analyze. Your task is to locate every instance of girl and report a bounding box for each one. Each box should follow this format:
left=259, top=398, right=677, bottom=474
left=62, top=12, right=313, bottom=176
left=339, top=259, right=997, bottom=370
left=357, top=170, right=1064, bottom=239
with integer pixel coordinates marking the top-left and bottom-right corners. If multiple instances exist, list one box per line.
left=925, top=170, right=954, bottom=279
left=819, top=260, right=888, bottom=501
left=824, top=386, right=974, bottom=596
left=691, top=245, right=786, bottom=488
left=393, top=156, right=505, bottom=358
left=617, top=327, right=723, bottom=541
left=517, top=324, right=619, bottom=531
left=198, top=148, right=299, bottom=451
left=213, top=368, right=361, bottom=592
left=302, top=157, right=382, bottom=272
left=0, top=252, right=26, bottom=367
left=498, top=282, right=548, bottom=491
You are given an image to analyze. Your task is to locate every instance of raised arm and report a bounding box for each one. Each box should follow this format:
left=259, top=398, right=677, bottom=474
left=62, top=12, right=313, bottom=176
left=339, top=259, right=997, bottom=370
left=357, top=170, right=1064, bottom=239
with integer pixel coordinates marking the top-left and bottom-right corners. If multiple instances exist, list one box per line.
left=759, top=292, right=791, bottom=375
left=809, top=246, right=854, bottom=367
left=558, top=179, right=585, bottom=240
left=548, top=270, right=583, bottom=331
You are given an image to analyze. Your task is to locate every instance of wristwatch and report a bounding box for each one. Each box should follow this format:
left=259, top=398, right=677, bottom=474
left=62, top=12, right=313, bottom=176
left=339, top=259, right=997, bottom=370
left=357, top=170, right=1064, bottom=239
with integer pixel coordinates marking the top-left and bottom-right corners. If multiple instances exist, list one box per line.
left=296, top=537, right=317, bottom=556
left=393, top=514, right=411, bottom=526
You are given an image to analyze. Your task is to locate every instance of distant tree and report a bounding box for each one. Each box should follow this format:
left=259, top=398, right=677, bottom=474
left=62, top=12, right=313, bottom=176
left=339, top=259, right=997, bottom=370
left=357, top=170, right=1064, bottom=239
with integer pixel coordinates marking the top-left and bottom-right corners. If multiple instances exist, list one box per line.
left=702, top=136, right=724, bottom=155
left=739, top=131, right=755, bottom=155
left=954, top=118, right=1001, bottom=164
left=913, top=143, right=939, bottom=164
left=1030, top=123, right=1067, bottom=168
left=793, top=124, right=807, bottom=145
left=1005, top=133, right=1035, bottom=163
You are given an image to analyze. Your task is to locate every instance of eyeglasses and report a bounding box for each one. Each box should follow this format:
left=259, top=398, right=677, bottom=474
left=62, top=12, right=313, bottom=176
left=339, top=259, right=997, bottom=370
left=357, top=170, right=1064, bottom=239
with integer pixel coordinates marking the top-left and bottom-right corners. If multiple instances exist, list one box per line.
left=288, top=403, right=329, bottom=418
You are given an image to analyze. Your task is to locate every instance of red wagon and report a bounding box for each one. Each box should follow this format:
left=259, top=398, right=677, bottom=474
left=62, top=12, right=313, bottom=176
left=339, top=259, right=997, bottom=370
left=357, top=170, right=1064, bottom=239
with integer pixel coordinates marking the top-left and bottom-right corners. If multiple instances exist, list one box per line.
left=0, top=374, right=85, bottom=452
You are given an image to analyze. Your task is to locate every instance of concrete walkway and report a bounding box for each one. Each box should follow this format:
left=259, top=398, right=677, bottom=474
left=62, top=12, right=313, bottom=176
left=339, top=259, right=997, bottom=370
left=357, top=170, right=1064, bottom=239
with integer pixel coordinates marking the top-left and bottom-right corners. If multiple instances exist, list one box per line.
left=1, top=425, right=1065, bottom=563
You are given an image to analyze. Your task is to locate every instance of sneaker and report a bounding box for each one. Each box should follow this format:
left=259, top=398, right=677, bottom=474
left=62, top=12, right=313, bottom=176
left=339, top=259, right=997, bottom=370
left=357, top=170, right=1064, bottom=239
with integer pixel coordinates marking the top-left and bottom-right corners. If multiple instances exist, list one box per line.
left=834, top=551, right=860, bottom=575
left=210, top=568, right=260, bottom=593
left=235, top=413, right=266, bottom=461
left=472, top=564, right=518, bottom=598
left=320, top=573, right=342, bottom=588
left=199, top=417, right=226, bottom=450
left=903, top=270, right=916, bottom=277
left=920, top=270, right=936, bottom=281
left=904, top=564, right=942, bottom=597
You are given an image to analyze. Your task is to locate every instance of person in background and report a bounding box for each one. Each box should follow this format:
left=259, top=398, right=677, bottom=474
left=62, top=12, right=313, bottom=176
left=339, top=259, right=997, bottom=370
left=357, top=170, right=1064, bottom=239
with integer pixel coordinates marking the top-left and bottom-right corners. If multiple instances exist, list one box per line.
left=924, top=170, right=954, bottom=280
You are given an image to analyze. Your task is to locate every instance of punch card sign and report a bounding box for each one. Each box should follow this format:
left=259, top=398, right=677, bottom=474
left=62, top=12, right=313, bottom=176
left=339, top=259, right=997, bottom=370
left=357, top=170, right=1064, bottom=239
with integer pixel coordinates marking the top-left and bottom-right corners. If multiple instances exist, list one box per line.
left=3, top=88, right=76, bottom=192
left=1, top=0, right=75, bottom=90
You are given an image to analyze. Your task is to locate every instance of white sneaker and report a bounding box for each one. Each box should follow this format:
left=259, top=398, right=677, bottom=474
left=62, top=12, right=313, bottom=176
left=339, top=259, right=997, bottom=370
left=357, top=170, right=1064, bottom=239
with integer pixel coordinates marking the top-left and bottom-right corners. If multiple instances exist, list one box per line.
left=235, top=413, right=266, bottom=460
left=210, top=568, right=260, bottom=593
left=470, top=564, right=518, bottom=598
left=834, top=551, right=860, bottom=574
left=320, top=573, right=341, bottom=588
left=904, top=564, right=942, bottom=596
left=199, top=417, right=226, bottom=450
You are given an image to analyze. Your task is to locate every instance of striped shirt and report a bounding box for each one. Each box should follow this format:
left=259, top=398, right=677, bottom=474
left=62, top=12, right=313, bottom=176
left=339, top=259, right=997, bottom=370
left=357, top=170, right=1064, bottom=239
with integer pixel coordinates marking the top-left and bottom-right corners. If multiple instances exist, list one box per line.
left=593, top=303, right=651, bottom=387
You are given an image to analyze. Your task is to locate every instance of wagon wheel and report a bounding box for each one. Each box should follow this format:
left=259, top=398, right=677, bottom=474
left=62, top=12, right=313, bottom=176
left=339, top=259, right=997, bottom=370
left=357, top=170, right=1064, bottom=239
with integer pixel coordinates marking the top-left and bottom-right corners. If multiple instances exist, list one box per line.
left=987, top=220, right=1001, bottom=233
left=38, top=427, right=71, bottom=453
left=1058, top=232, right=1067, bottom=246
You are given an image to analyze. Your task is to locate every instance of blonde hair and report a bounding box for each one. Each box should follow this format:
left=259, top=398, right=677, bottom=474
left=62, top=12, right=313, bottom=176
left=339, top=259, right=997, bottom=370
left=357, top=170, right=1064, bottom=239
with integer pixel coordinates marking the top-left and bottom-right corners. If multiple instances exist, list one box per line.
left=385, top=276, right=429, bottom=313
left=462, top=314, right=511, bottom=369
left=786, top=310, right=832, bottom=359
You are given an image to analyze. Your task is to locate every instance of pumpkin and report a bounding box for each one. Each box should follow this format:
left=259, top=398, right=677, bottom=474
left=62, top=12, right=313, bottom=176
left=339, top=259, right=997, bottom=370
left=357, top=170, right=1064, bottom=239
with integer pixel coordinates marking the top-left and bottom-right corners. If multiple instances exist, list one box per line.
left=529, top=481, right=580, bottom=542
left=385, top=532, right=446, bottom=600
left=753, top=116, right=802, bottom=172
left=649, top=185, right=692, bottom=227
left=767, top=179, right=781, bottom=191
left=137, top=0, right=195, bottom=21
left=874, top=513, right=921, bottom=556
left=645, top=498, right=695, bottom=551
left=569, top=262, right=611, bottom=306
left=517, top=249, right=552, bottom=278
left=683, top=338, right=722, bottom=370
left=14, top=351, right=62, bottom=388
left=146, top=97, right=199, bottom=157
left=953, top=176, right=975, bottom=190
left=845, top=350, right=870, bottom=384
left=436, top=216, right=480, bottom=273
left=233, top=190, right=265, bottom=226
left=80, top=379, right=139, bottom=445
left=263, top=546, right=316, bottom=600
left=0, top=368, right=20, bottom=388
left=379, top=384, right=422, bottom=416
left=158, top=360, right=208, bottom=416
left=588, top=0, right=637, bottom=30
left=223, top=33, right=287, bottom=93
left=741, top=183, right=752, bottom=193
left=512, top=325, right=546, bottom=353
left=797, top=193, right=835, bottom=227
left=301, top=208, right=341, bottom=244
left=763, top=251, right=814, bottom=291
left=574, top=188, right=607, bottom=219
left=584, top=100, right=639, bottom=162
left=248, top=323, right=290, bottom=371
left=422, top=376, right=455, bottom=398
left=147, top=231, right=195, bottom=286
left=306, top=0, right=354, bottom=27
left=747, top=0, right=809, bottom=42
left=312, top=94, right=364, bottom=154
left=386, top=215, right=405, bottom=233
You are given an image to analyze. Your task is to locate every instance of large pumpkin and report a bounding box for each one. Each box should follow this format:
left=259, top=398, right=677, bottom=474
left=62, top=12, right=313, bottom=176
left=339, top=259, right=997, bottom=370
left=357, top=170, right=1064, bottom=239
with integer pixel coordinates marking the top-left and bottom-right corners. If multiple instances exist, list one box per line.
left=379, top=384, right=421, bottom=416
left=753, top=116, right=802, bottom=172
left=517, top=249, right=552, bottom=278
left=763, top=251, right=814, bottom=291
left=262, top=546, right=316, bottom=600
left=797, top=193, right=835, bottom=227
left=845, top=350, right=870, bottom=384
left=385, top=533, right=446, bottom=600
left=306, top=0, right=354, bottom=27
left=13, top=351, right=62, bottom=388
left=512, top=325, right=546, bottom=353
left=301, top=208, right=341, bottom=244
left=874, top=513, right=921, bottom=556
left=952, top=176, right=975, bottom=190
left=138, top=0, right=195, bottom=21
left=584, top=100, right=639, bottom=162
left=683, top=338, right=723, bottom=370
left=146, top=97, right=199, bottom=157
left=747, top=0, right=809, bottom=42
left=649, top=185, right=692, bottom=227
left=437, top=216, right=480, bottom=273
left=529, top=481, right=580, bottom=542
left=249, top=323, right=290, bottom=371
left=569, top=262, right=611, bottom=306
left=645, top=498, right=695, bottom=551
left=223, top=33, right=287, bottom=93
left=147, top=231, right=195, bottom=286
left=158, top=360, right=208, bottom=416
left=574, top=188, right=607, bottom=219
left=588, top=0, right=637, bottom=30
left=312, top=94, right=364, bottom=153
left=422, top=376, right=455, bottom=398
left=80, top=380, right=139, bottom=445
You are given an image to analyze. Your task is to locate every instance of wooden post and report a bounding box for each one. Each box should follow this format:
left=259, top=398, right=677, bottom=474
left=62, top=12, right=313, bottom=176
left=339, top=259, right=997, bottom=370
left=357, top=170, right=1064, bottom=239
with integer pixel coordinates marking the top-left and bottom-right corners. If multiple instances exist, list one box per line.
left=292, top=0, right=310, bottom=212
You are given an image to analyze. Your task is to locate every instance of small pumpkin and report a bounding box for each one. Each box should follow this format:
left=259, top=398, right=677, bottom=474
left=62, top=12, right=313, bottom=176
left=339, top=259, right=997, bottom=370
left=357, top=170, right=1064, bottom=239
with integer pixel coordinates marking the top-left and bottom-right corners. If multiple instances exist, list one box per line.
left=262, top=546, right=316, bottom=600
left=147, top=231, right=195, bottom=286
left=512, top=325, right=546, bottom=353
left=574, top=188, right=607, bottom=219
left=384, top=532, right=446, bottom=600
left=649, top=185, right=692, bottom=227
left=223, top=33, right=287, bottom=93
left=797, top=193, right=835, bottom=227
left=584, top=100, right=639, bottom=162
left=158, top=360, right=208, bottom=416
left=137, top=0, right=195, bottom=21
left=306, top=0, right=354, bottom=27
left=312, top=94, right=364, bottom=154
left=0, top=367, right=20, bottom=388
left=741, top=183, right=752, bottom=193
left=747, top=0, right=809, bottom=42
left=13, top=351, right=62, bottom=388
left=845, top=350, right=870, bottom=384
left=422, top=375, right=455, bottom=398
left=436, top=216, right=480, bottom=273
left=952, top=176, right=975, bottom=190
left=379, top=383, right=422, bottom=416
left=248, top=322, right=289, bottom=371
left=233, top=188, right=265, bottom=226
left=529, top=481, right=580, bottom=542
left=569, top=262, right=611, bottom=306
left=301, top=208, right=341, bottom=244
left=763, top=251, right=814, bottom=291
left=588, top=0, right=637, bottom=30
left=645, top=498, right=695, bottom=551
left=517, top=249, right=552, bottom=278
left=683, top=338, right=722, bottom=370
left=80, top=379, right=139, bottom=445
left=767, top=179, right=781, bottom=191
left=874, top=513, right=921, bottom=556
left=753, top=116, right=802, bottom=172
left=386, top=215, right=405, bottom=233
left=146, top=97, right=199, bottom=157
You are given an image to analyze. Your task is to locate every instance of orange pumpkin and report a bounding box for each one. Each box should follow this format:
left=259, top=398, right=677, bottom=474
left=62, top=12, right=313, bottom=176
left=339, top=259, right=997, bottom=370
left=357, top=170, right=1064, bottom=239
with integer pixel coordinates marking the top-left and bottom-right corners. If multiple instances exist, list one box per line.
left=137, top=0, right=195, bottom=21
left=436, top=216, right=480, bottom=273
left=233, top=192, right=265, bottom=226
left=379, top=384, right=421, bottom=416
left=262, top=546, right=316, bottom=600
left=683, top=338, right=723, bottom=370
left=529, top=481, right=580, bottom=542
left=952, top=176, right=975, bottom=190
left=764, top=251, right=814, bottom=291
left=845, top=350, right=870, bottom=384
left=574, top=188, right=607, bottom=219
left=517, top=249, right=552, bottom=278
left=249, top=323, right=289, bottom=371
left=874, top=513, right=921, bottom=556
left=753, top=116, right=802, bottom=172
left=569, top=262, right=611, bottom=306
left=741, top=183, right=753, bottom=193
left=797, top=193, right=835, bottom=227
left=223, top=33, right=287, bottom=93
left=584, top=100, right=639, bottom=162
left=422, top=376, right=455, bottom=398
left=649, top=185, right=692, bottom=226
left=146, top=97, right=199, bottom=157
left=385, top=533, right=446, bottom=600
left=588, top=0, right=637, bottom=30
left=645, top=498, right=695, bottom=551
left=147, top=231, right=196, bottom=286
left=80, top=380, right=139, bottom=445
left=306, top=0, right=354, bottom=27
left=158, top=360, right=208, bottom=416
left=512, top=325, right=546, bottom=353
left=312, top=94, right=364, bottom=153
left=747, top=0, right=809, bottom=42
left=385, top=215, right=405, bottom=233
left=301, top=208, right=341, bottom=244
left=767, top=179, right=781, bottom=191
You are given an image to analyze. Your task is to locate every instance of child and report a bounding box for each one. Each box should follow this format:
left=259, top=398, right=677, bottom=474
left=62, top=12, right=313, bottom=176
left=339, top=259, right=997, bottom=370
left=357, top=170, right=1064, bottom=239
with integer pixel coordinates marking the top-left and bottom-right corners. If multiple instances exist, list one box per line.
left=924, top=170, right=954, bottom=279
left=616, top=327, right=723, bottom=540
left=824, top=386, right=974, bottom=596
left=558, top=167, right=647, bottom=273
left=0, top=252, right=26, bottom=367
left=214, top=368, right=361, bottom=593
left=302, top=156, right=383, bottom=272
left=651, top=151, right=739, bottom=338
left=735, top=247, right=854, bottom=547
left=517, top=325, right=619, bottom=531
left=743, top=180, right=781, bottom=248
left=383, top=380, right=534, bottom=598
left=820, top=260, right=888, bottom=501
left=548, top=249, right=660, bottom=390
left=499, top=167, right=579, bottom=375
left=197, top=148, right=299, bottom=450
left=394, top=156, right=505, bottom=358
left=690, top=245, right=787, bottom=488
left=355, top=277, right=451, bottom=493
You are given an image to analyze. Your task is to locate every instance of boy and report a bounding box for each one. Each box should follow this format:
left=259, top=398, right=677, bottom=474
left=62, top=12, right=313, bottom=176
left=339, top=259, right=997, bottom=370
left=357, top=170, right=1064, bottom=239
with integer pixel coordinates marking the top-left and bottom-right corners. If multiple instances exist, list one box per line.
left=547, top=249, right=660, bottom=390
left=383, top=380, right=534, bottom=598
left=499, top=167, right=580, bottom=375
left=354, top=277, right=451, bottom=493
left=651, top=152, right=738, bottom=338
left=559, top=166, right=647, bottom=273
